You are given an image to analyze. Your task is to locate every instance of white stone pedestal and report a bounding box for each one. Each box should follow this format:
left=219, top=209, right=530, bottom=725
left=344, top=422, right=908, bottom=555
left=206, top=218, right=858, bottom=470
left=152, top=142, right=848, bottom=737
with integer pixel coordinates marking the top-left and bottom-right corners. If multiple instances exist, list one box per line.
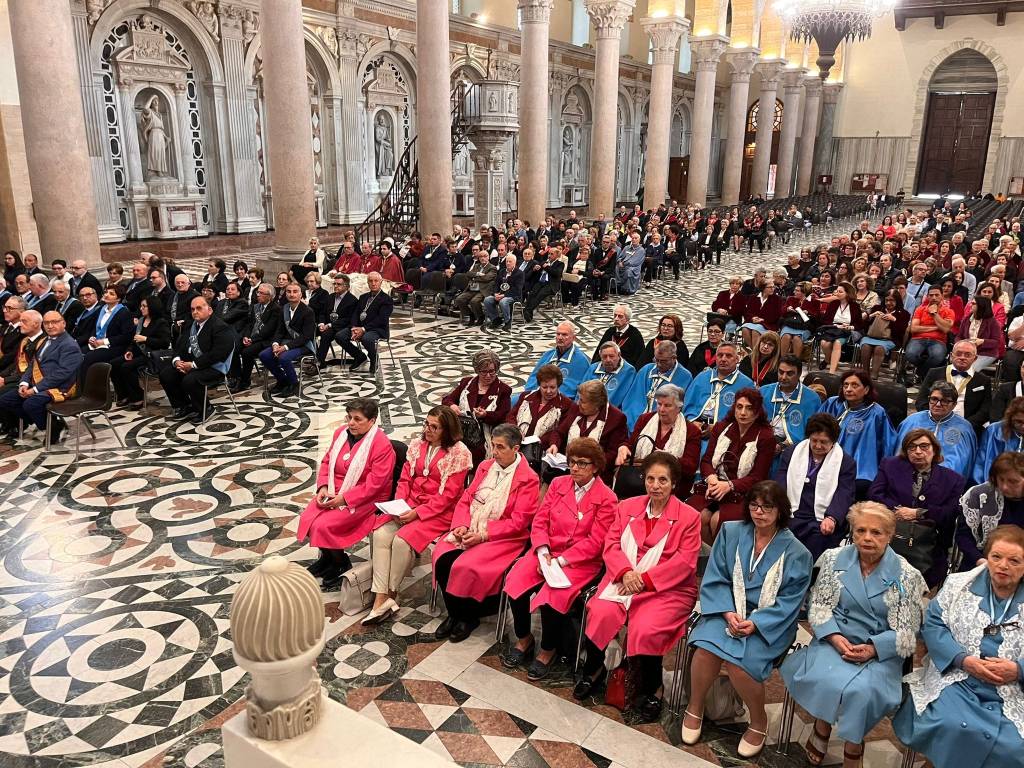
left=222, top=692, right=455, bottom=768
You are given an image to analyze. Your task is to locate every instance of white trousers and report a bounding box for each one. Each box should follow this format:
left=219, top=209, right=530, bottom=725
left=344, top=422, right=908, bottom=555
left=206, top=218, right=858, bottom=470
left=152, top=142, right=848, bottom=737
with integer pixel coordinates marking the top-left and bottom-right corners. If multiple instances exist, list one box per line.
left=371, top=520, right=416, bottom=594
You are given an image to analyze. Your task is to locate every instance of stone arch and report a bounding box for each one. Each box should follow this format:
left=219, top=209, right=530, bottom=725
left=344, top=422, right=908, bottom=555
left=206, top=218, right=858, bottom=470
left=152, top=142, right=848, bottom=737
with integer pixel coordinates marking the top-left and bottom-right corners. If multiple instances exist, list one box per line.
left=671, top=101, right=692, bottom=157
left=450, top=57, right=488, bottom=82
left=358, top=40, right=418, bottom=93
left=903, top=38, right=1008, bottom=194
left=302, top=31, right=342, bottom=97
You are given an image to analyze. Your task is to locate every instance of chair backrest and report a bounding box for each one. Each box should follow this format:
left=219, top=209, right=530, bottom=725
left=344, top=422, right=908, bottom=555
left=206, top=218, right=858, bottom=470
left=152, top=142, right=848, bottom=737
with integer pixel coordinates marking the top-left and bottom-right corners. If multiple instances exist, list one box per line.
left=83, top=361, right=114, bottom=408
left=389, top=439, right=408, bottom=497
left=422, top=270, right=448, bottom=293
left=875, top=381, right=909, bottom=427
left=802, top=371, right=840, bottom=398
left=451, top=272, right=471, bottom=293
left=213, top=345, right=235, bottom=376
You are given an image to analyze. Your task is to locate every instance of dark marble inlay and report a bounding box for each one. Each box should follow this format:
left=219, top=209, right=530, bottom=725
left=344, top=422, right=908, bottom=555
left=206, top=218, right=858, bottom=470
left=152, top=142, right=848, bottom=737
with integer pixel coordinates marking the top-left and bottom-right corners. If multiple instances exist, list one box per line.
left=87, top=638, right=147, bottom=672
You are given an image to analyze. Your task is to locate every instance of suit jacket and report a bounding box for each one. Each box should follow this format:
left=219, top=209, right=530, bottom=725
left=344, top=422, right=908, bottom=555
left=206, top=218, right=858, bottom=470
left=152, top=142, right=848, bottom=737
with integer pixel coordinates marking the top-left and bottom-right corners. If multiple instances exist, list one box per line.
left=273, top=302, right=316, bottom=351
left=214, top=297, right=249, bottom=333
left=306, top=287, right=332, bottom=325
left=200, top=272, right=229, bottom=296
left=72, top=305, right=102, bottom=349
left=592, top=325, right=645, bottom=368
left=463, top=262, right=497, bottom=295
left=23, top=332, right=83, bottom=394
left=25, top=292, right=57, bottom=315
left=915, top=366, right=992, bottom=436
left=351, top=289, right=394, bottom=338
left=240, top=300, right=282, bottom=345
left=122, top=278, right=152, bottom=315
left=321, top=291, right=358, bottom=332
left=69, top=272, right=102, bottom=297
left=174, top=315, right=235, bottom=371
left=150, top=286, right=175, bottom=315
left=491, top=264, right=524, bottom=301
left=0, top=323, right=25, bottom=373
left=168, top=290, right=199, bottom=335
left=529, top=257, right=564, bottom=293
left=55, top=297, right=84, bottom=329
left=89, top=305, right=135, bottom=354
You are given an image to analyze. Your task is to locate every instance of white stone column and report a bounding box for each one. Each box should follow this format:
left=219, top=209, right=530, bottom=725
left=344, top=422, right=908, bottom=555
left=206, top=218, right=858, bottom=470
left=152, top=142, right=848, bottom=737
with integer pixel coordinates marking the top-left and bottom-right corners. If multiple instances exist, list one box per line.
left=338, top=31, right=370, bottom=224
left=115, top=83, right=146, bottom=194
left=775, top=68, right=804, bottom=199
left=261, top=0, right=316, bottom=253
left=720, top=50, right=758, bottom=206
left=517, top=0, right=553, bottom=226
left=796, top=77, right=823, bottom=196
left=416, top=0, right=454, bottom=236
left=9, top=0, right=101, bottom=266
left=687, top=38, right=727, bottom=208
left=640, top=16, right=689, bottom=211
left=750, top=61, right=784, bottom=200
left=584, top=0, right=635, bottom=218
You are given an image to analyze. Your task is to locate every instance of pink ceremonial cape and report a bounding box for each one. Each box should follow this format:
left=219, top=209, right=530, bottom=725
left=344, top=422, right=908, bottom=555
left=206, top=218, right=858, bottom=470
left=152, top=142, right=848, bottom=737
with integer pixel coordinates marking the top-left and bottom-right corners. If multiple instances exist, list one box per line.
left=381, top=255, right=405, bottom=284
left=297, top=428, right=396, bottom=549
left=371, top=441, right=471, bottom=553
left=431, top=457, right=540, bottom=602
left=584, top=495, right=701, bottom=657
left=504, top=475, right=617, bottom=614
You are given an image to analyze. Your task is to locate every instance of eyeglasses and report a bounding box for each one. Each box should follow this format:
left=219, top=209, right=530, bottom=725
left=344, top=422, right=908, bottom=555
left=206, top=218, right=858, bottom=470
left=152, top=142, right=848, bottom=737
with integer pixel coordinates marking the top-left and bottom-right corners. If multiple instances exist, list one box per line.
left=908, top=442, right=933, bottom=452
left=748, top=503, right=777, bottom=513
left=477, top=368, right=497, bottom=375
left=928, top=397, right=954, bottom=405
left=568, top=459, right=593, bottom=468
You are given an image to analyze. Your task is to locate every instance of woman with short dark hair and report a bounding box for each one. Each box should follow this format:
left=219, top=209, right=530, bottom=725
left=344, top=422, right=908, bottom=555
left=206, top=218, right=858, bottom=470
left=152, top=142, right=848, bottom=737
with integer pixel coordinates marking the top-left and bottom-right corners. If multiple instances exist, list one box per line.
left=443, top=350, right=513, bottom=464
left=957, top=451, right=1024, bottom=569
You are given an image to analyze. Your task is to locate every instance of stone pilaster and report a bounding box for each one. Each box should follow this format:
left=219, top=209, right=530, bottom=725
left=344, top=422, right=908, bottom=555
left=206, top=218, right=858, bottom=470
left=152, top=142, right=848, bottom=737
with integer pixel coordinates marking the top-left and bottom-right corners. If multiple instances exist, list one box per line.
left=416, top=0, right=454, bottom=236
left=640, top=16, right=689, bottom=211
left=796, top=77, right=823, bottom=196
left=813, top=82, right=843, bottom=183
left=516, top=0, right=553, bottom=225
left=720, top=49, right=759, bottom=205
left=774, top=68, right=805, bottom=199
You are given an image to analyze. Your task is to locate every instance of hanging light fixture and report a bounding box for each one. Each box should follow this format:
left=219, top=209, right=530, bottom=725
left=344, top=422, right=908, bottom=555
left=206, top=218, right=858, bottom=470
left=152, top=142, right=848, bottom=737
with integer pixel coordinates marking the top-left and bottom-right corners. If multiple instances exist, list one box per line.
left=773, top=0, right=898, bottom=80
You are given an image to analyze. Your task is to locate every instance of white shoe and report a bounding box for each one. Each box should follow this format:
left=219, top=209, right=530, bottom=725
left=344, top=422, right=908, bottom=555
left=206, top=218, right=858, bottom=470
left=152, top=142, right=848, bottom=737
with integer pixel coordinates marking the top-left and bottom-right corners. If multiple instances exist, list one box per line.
left=737, top=727, right=767, bottom=758
left=681, top=710, right=703, bottom=745
left=361, top=598, right=399, bottom=625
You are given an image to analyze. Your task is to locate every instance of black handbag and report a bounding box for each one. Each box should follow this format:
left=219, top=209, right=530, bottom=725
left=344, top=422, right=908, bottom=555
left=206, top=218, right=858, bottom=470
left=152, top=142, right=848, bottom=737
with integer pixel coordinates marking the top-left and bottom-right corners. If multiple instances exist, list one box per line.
left=889, top=519, right=937, bottom=576
left=815, top=324, right=847, bottom=342
left=459, top=414, right=484, bottom=450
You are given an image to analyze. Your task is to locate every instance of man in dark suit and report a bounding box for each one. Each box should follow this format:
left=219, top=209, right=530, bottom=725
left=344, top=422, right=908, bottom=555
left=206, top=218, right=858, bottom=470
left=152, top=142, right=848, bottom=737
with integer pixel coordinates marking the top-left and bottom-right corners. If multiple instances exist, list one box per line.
left=523, top=248, right=564, bottom=322
left=68, top=260, right=103, bottom=298
left=71, top=286, right=102, bottom=349
left=167, top=274, right=199, bottom=343
left=591, top=304, right=646, bottom=369
left=0, top=296, right=26, bottom=372
left=230, top=282, right=280, bottom=393
left=482, top=253, right=525, bottom=331
left=258, top=282, right=316, bottom=398
left=315, top=274, right=357, bottom=365
left=0, top=311, right=82, bottom=442
left=122, top=262, right=153, bottom=316
left=159, top=295, right=235, bottom=424
left=52, top=281, right=84, bottom=330
left=338, top=272, right=393, bottom=373
left=0, top=306, right=38, bottom=398
left=148, top=268, right=175, bottom=315
left=214, top=282, right=249, bottom=334
left=24, top=275, right=57, bottom=315
left=914, top=340, right=992, bottom=437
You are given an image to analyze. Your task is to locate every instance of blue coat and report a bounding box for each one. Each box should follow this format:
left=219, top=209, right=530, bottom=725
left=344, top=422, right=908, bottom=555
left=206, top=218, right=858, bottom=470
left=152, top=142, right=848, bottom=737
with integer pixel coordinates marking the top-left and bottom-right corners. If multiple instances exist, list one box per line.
left=897, top=411, right=977, bottom=479
left=761, top=383, right=822, bottom=447
left=622, top=362, right=693, bottom=429
left=524, top=344, right=590, bottom=399
left=780, top=545, right=925, bottom=742
left=689, top=522, right=812, bottom=680
left=22, top=332, right=83, bottom=395
left=818, top=398, right=896, bottom=482
left=974, top=421, right=1024, bottom=485
left=582, top=360, right=636, bottom=409
left=894, top=568, right=1024, bottom=768
left=682, top=367, right=754, bottom=424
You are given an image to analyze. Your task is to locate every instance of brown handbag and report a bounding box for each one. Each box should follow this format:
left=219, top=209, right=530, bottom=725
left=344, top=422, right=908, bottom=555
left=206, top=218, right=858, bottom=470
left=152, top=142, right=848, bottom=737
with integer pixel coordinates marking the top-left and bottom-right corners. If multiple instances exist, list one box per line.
left=866, top=315, right=892, bottom=340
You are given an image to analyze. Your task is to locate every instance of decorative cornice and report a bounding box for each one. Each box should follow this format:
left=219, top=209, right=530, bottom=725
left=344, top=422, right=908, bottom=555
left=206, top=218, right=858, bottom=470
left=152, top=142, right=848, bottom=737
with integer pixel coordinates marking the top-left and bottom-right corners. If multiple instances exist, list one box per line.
left=724, top=49, right=759, bottom=83
left=782, top=68, right=808, bottom=91
left=804, top=77, right=824, bottom=97
left=640, top=16, right=689, bottom=66
left=517, top=0, right=554, bottom=25
left=583, top=0, right=636, bottom=40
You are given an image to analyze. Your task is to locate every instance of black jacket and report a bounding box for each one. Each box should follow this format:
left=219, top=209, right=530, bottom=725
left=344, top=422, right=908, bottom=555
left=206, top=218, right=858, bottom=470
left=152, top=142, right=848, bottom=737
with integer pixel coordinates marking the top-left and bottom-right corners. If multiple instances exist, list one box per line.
left=321, top=291, right=358, bottom=332
left=915, top=366, right=992, bottom=436
left=491, top=264, right=525, bottom=301
left=592, top=325, right=646, bottom=369
left=68, top=272, right=102, bottom=297
left=351, top=289, right=394, bottom=337
left=306, top=287, right=333, bottom=325
left=240, top=300, right=282, bottom=345
left=273, top=302, right=316, bottom=351
left=122, top=278, right=153, bottom=315
left=0, top=323, right=25, bottom=373
left=56, top=297, right=84, bottom=330
left=214, top=297, right=249, bottom=333
left=174, top=315, right=235, bottom=370
left=168, top=289, right=199, bottom=333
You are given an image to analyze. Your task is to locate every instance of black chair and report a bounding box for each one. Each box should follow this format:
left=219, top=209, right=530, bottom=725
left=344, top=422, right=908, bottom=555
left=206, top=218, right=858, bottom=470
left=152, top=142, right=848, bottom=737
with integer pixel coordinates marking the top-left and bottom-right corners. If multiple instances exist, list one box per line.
left=802, top=371, right=840, bottom=398
left=875, top=380, right=909, bottom=427
left=413, top=271, right=448, bottom=318
left=389, top=438, right=408, bottom=497
left=46, top=362, right=125, bottom=458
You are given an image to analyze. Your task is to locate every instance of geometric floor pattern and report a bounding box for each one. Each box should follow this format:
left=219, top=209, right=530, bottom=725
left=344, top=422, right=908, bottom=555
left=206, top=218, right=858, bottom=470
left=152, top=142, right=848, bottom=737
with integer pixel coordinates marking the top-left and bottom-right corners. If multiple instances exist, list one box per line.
left=0, top=216, right=912, bottom=767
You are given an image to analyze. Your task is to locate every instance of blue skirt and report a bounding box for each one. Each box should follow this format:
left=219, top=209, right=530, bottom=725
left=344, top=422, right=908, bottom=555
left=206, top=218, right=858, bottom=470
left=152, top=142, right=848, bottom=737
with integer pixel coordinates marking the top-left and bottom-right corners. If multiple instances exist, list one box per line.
left=859, top=337, right=896, bottom=352
left=780, top=326, right=812, bottom=341
left=741, top=322, right=767, bottom=334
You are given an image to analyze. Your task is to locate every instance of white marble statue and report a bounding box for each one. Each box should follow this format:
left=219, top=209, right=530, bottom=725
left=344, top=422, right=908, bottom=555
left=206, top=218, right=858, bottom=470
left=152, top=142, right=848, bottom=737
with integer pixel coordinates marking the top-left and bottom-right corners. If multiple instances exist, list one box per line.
left=374, top=114, right=394, bottom=177
left=561, top=126, right=575, bottom=182
left=140, top=96, right=170, bottom=178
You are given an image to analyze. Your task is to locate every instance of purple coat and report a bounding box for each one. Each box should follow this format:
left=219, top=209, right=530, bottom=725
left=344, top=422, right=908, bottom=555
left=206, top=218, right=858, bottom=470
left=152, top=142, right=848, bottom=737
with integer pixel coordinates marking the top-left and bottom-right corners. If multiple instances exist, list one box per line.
left=867, top=456, right=965, bottom=587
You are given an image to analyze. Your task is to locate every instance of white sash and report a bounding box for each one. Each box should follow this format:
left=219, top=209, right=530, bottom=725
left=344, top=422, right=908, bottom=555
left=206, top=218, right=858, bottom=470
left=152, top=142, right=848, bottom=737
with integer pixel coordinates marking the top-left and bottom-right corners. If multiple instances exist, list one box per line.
left=635, top=413, right=688, bottom=461
left=786, top=440, right=844, bottom=521
left=732, top=548, right=786, bottom=619
left=599, top=515, right=670, bottom=608
left=326, top=423, right=380, bottom=498
left=711, top=429, right=760, bottom=479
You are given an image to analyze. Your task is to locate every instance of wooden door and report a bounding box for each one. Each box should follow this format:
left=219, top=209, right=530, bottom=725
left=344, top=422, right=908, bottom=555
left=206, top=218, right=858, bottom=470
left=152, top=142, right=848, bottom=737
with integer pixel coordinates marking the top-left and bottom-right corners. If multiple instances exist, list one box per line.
left=669, top=156, right=689, bottom=203
left=917, top=92, right=995, bottom=195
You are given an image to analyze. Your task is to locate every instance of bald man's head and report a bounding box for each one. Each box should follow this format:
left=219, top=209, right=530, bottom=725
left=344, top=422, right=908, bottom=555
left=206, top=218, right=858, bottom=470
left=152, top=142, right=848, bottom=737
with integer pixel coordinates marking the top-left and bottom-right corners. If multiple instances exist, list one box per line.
left=20, top=310, right=42, bottom=335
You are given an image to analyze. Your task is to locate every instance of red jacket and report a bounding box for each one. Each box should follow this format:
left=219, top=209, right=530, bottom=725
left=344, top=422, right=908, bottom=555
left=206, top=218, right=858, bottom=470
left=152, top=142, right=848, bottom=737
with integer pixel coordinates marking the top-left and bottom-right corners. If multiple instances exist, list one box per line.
left=740, top=293, right=784, bottom=330
left=542, top=403, right=628, bottom=482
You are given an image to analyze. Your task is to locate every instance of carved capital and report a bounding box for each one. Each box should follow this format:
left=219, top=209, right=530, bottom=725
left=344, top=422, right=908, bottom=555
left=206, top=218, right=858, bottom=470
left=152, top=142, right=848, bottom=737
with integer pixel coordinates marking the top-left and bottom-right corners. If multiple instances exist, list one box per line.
left=724, top=50, right=759, bottom=83
left=822, top=82, right=844, bottom=104
left=307, top=24, right=339, bottom=59
left=517, top=0, right=554, bottom=25
left=584, top=0, right=636, bottom=40
left=690, top=38, right=728, bottom=72
left=338, top=29, right=370, bottom=60
left=782, top=67, right=808, bottom=92
left=804, top=77, right=824, bottom=98
left=85, top=0, right=112, bottom=26
left=640, top=16, right=689, bottom=66
left=754, top=60, right=786, bottom=91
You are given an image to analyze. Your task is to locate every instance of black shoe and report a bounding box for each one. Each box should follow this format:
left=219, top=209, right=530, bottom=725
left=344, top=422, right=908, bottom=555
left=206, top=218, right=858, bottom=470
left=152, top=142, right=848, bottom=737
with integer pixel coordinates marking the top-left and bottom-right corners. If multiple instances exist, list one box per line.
left=307, top=550, right=331, bottom=577
left=48, top=416, right=66, bottom=444
left=500, top=639, right=535, bottom=669
left=523, top=311, right=534, bottom=323
left=434, top=615, right=455, bottom=640
left=449, top=618, right=479, bottom=643
left=190, top=404, right=218, bottom=424
left=171, top=407, right=194, bottom=421
left=490, top=318, right=503, bottom=329
left=347, top=354, right=368, bottom=371
left=502, top=322, right=512, bottom=332
left=321, top=570, right=344, bottom=591
left=526, top=656, right=552, bottom=681
left=115, top=398, right=130, bottom=407
left=477, top=318, right=488, bottom=327
left=228, top=381, right=251, bottom=394
left=285, top=384, right=300, bottom=398
left=635, top=695, right=663, bottom=723
left=572, top=666, right=607, bottom=700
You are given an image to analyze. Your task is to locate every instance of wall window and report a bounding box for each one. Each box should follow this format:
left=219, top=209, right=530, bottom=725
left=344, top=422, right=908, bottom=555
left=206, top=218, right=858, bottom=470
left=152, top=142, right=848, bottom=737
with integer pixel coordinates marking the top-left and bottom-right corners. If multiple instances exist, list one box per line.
left=678, top=37, right=692, bottom=74
left=571, top=0, right=590, bottom=46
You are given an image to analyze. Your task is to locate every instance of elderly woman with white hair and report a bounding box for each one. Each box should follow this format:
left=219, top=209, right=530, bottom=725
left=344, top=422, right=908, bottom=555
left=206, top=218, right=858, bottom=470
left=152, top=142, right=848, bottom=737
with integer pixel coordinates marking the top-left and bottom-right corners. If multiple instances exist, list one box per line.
left=780, top=502, right=927, bottom=768
left=615, top=384, right=701, bottom=499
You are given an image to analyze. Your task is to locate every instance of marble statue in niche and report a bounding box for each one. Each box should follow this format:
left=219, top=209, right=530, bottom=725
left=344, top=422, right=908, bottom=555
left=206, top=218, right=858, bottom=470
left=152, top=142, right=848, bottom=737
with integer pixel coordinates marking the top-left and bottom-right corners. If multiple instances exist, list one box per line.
left=374, top=112, right=395, bottom=177
left=561, top=126, right=575, bottom=183
left=454, top=144, right=470, bottom=177
left=139, top=95, right=171, bottom=179
left=488, top=91, right=498, bottom=112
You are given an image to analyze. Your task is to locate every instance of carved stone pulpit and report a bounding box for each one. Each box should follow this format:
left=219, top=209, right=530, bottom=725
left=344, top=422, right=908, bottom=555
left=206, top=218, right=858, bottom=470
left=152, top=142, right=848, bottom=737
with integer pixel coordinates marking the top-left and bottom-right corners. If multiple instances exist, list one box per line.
left=463, top=80, right=519, bottom=229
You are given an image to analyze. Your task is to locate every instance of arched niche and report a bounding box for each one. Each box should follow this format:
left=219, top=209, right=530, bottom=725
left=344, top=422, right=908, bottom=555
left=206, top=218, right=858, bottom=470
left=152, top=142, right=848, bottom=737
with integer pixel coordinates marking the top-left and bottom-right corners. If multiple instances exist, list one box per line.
left=560, top=84, right=593, bottom=206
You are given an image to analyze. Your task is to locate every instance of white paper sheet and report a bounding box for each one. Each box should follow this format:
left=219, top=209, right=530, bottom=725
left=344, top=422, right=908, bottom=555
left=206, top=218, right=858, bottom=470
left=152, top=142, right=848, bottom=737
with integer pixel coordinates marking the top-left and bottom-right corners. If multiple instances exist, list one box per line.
left=540, top=556, right=572, bottom=589
left=522, top=435, right=541, bottom=445
left=375, top=499, right=411, bottom=516
left=542, top=452, right=568, bottom=470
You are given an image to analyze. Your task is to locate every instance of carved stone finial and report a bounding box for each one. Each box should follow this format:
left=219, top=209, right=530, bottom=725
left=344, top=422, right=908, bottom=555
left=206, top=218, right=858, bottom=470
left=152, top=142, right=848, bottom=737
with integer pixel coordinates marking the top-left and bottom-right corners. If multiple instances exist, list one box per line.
left=230, top=556, right=326, bottom=741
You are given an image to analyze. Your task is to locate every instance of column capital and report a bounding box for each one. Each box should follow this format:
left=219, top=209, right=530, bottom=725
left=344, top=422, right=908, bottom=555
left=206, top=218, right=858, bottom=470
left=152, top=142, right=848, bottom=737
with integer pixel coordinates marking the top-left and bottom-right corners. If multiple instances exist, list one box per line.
left=640, top=16, right=690, bottom=65
left=782, top=67, right=809, bottom=91
left=517, top=0, right=554, bottom=25
left=584, top=0, right=636, bottom=40
left=804, top=77, right=824, bottom=97
left=690, top=37, right=728, bottom=72
left=724, top=49, right=760, bottom=82
left=754, top=60, right=786, bottom=90
left=822, top=82, right=844, bottom=104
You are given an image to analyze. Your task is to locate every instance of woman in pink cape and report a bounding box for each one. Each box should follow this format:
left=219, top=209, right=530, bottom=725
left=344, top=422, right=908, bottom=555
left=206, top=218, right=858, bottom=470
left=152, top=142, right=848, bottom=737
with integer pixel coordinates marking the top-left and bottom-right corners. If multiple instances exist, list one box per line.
left=298, top=398, right=396, bottom=590
left=432, top=424, right=540, bottom=643
left=574, top=450, right=702, bottom=723
left=363, top=407, right=473, bottom=624
left=501, top=438, right=617, bottom=680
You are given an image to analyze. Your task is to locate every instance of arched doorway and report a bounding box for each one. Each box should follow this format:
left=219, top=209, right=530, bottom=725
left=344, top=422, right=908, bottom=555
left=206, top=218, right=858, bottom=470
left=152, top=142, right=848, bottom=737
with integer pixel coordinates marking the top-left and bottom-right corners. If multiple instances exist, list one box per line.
left=740, top=98, right=782, bottom=201
left=916, top=49, right=997, bottom=195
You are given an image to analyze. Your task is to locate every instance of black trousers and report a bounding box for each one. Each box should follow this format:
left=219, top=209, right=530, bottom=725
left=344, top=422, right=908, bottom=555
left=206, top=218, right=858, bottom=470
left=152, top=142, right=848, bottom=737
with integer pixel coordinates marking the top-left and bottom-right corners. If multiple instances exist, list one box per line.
left=435, top=549, right=500, bottom=624
left=110, top=354, right=149, bottom=402
left=316, top=327, right=350, bottom=363
left=525, top=280, right=558, bottom=313
left=561, top=278, right=588, bottom=306
left=509, top=587, right=573, bottom=652
left=235, top=341, right=271, bottom=384
left=663, top=252, right=681, bottom=278
left=159, top=363, right=223, bottom=411
left=581, top=637, right=664, bottom=697
left=747, top=234, right=765, bottom=253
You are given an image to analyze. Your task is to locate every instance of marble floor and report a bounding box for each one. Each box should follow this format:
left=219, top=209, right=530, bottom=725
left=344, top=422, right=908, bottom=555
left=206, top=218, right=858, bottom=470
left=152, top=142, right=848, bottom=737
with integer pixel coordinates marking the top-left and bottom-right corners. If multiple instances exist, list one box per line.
left=0, top=217, right=920, bottom=767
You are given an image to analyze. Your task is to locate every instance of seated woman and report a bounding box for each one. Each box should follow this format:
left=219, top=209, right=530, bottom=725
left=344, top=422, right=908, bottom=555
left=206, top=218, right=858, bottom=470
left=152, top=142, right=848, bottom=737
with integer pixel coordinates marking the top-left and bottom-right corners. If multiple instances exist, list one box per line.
left=779, top=282, right=819, bottom=361
left=894, top=524, right=1024, bottom=768
left=687, top=319, right=725, bottom=377
left=956, top=295, right=1003, bottom=372
left=574, top=451, right=702, bottom=723
left=442, top=350, right=513, bottom=464
left=780, top=502, right=927, bottom=768
left=501, top=438, right=617, bottom=679
left=542, top=380, right=627, bottom=484
left=507, top=363, right=574, bottom=471
left=738, top=281, right=782, bottom=350
left=432, top=424, right=540, bottom=643
left=109, top=296, right=170, bottom=410
left=819, top=370, right=897, bottom=500
left=687, top=388, right=777, bottom=543
left=868, top=428, right=964, bottom=588
left=738, top=331, right=781, bottom=386
left=774, top=414, right=856, bottom=561
left=298, top=398, right=397, bottom=590
left=614, top=384, right=700, bottom=500
left=817, top=282, right=862, bottom=374
left=976, top=396, right=1024, bottom=485
left=364, top=407, right=472, bottom=624
left=684, top=481, right=813, bottom=758
left=957, top=451, right=1024, bottom=570
left=637, top=314, right=688, bottom=368
left=857, top=289, right=910, bottom=380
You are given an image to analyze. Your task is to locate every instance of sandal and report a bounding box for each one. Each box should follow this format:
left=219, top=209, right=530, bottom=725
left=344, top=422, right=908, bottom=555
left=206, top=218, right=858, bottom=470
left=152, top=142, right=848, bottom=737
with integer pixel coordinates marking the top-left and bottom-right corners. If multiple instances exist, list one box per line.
left=804, top=722, right=831, bottom=766
left=738, top=727, right=767, bottom=759
left=681, top=710, right=703, bottom=745
left=843, top=744, right=864, bottom=768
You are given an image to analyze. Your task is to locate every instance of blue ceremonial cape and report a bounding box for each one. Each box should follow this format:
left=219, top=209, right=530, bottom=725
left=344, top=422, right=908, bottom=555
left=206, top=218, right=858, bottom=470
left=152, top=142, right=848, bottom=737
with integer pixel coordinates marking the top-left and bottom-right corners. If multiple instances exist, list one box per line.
left=897, top=411, right=977, bottom=479
left=621, top=362, right=693, bottom=428
left=682, top=368, right=754, bottom=423
left=583, top=360, right=636, bottom=409
left=762, top=383, right=822, bottom=447
left=974, top=421, right=1024, bottom=484
left=819, top=398, right=896, bottom=482
left=524, top=343, right=591, bottom=398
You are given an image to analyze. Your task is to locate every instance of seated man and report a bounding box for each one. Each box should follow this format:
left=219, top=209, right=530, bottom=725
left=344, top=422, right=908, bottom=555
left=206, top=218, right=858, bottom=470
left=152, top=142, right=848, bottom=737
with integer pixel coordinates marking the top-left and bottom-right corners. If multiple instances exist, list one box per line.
left=158, top=295, right=235, bottom=424
left=0, top=296, right=27, bottom=372
left=522, top=246, right=564, bottom=322
left=682, top=341, right=755, bottom=441
left=482, top=253, right=524, bottom=331
left=24, top=274, right=56, bottom=314
left=52, top=280, right=84, bottom=330
left=898, top=380, right=976, bottom=478
left=122, top=261, right=152, bottom=317
left=452, top=245, right=496, bottom=327
left=259, top=282, right=316, bottom=398
left=0, top=309, right=40, bottom=398
left=904, top=285, right=954, bottom=383
left=167, top=274, right=198, bottom=343
left=332, top=241, right=362, bottom=275
left=591, top=303, right=645, bottom=368
left=315, top=274, right=357, bottom=365
left=524, top=321, right=590, bottom=398
left=583, top=342, right=636, bottom=409
left=0, top=311, right=81, bottom=442
left=337, top=272, right=393, bottom=373
left=231, top=282, right=281, bottom=393
left=622, top=340, right=694, bottom=429
left=70, top=287, right=102, bottom=349
left=914, top=339, right=991, bottom=438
